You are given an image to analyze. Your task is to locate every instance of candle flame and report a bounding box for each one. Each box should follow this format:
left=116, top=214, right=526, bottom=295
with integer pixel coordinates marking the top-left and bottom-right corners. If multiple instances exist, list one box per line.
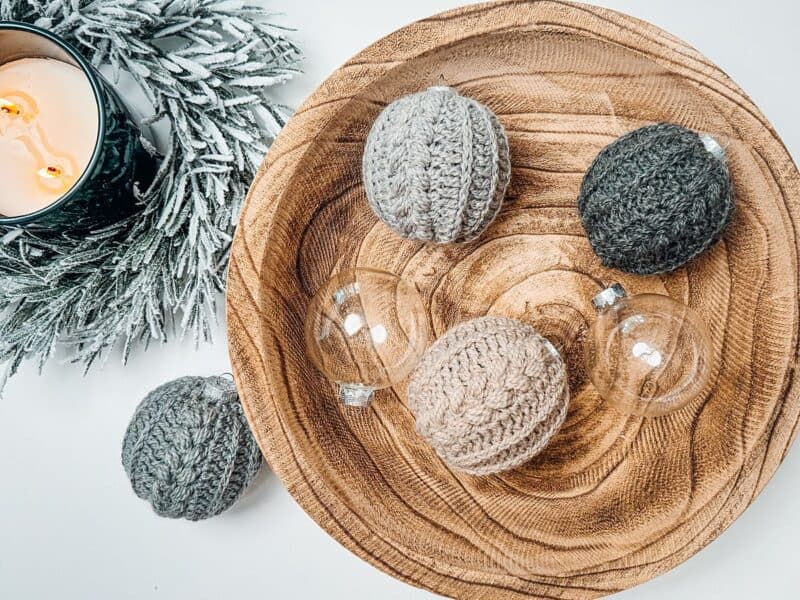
left=36, top=164, right=71, bottom=194
left=37, top=165, right=64, bottom=179
left=0, top=97, right=21, bottom=117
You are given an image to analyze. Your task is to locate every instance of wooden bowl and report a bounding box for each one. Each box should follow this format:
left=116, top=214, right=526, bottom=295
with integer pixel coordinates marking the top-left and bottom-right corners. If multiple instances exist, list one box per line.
left=227, top=2, right=800, bottom=597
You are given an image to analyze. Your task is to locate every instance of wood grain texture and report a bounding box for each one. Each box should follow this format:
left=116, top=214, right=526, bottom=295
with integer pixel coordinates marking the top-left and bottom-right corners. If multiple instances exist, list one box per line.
left=226, top=2, right=800, bottom=598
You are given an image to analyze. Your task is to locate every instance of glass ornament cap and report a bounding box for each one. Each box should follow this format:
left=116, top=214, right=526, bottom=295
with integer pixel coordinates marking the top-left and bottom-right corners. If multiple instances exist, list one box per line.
left=304, top=268, right=429, bottom=407
left=586, top=284, right=714, bottom=417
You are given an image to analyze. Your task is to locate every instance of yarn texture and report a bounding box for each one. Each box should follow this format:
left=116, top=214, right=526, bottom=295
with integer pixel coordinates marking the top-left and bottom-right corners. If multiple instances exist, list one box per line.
left=363, top=86, right=511, bottom=243
left=122, top=376, right=262, bottom=521
left=408, top=317, right=569, bottom=476
left=578, top=123, right=733, bottom=275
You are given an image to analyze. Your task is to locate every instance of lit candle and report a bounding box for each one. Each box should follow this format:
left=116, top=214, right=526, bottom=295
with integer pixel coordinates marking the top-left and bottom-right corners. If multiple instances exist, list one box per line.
left=0, top=22, right=156, bottom=230
left=0, top=57, right=99, bottom=217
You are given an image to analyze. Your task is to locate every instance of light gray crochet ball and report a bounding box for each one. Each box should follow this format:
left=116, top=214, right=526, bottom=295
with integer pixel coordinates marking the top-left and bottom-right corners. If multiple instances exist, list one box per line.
left=363, top=86, right=511, bottom=243
left=122, top=376, right=262, bottom=521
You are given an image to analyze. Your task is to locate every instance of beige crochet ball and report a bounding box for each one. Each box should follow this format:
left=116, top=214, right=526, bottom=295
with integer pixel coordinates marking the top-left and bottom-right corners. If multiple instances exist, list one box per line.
left=408, top=317, right=569, bottom=475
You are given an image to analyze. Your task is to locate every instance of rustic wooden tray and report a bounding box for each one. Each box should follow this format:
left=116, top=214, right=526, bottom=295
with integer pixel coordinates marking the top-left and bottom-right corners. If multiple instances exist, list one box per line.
left=227, top=2, right=800, bottom=597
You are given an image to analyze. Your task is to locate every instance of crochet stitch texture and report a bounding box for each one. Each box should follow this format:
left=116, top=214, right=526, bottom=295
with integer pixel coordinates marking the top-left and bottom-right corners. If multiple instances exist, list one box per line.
left=363, top=86, right=511, bottom=243
left=122, top=376, right=262, bottom=521
left=578, top=123, right=733, bottom=275
left=408, top=317, right=569, bottom=476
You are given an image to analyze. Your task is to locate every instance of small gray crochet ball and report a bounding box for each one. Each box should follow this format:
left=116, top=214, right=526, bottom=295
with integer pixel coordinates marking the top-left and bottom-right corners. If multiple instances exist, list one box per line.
left=578, top=123, right=733, bottom=275
left=122, top=376, right=262, bottom=521
left=363, top=86, right=511, bottom=243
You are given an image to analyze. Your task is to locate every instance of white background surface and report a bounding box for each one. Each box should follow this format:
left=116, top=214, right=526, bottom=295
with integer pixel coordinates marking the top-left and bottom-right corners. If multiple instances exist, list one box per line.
left=2, top=1, right=799, bottom=598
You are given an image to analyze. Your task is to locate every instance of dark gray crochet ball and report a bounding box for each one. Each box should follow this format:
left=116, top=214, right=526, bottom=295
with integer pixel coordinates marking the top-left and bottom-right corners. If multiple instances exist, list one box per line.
left=578, top=123, right=733, bottom=275
left=122, top=376, right=262, bottom=521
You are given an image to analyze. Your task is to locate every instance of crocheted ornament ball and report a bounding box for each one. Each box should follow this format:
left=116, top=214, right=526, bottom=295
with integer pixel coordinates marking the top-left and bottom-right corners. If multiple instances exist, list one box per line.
left=363, top=86, right=511, bottom=244
left=578, top=123, right=733, bottom=275
left=408, top=317, right=570, bottom=476
left=122, top=376, right=262, bottom=521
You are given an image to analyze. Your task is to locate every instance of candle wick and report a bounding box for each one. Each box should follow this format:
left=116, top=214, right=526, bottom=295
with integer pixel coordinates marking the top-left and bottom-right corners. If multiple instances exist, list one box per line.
left=13, top=124, right=76, bottom=192
left=0, top=97, right=22, bottom=117
left=39, top=165, right=64, bottom=179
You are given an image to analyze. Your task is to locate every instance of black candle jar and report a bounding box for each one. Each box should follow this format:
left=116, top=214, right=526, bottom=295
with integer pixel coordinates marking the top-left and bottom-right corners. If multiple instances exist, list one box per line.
left=0, top=21, right=156, bottom=230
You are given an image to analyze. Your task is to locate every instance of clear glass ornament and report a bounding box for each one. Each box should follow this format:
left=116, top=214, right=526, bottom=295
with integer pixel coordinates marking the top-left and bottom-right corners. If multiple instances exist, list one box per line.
left=304, top=268, right=429, bottom=407
left=586, top=284, right=713, bottom=417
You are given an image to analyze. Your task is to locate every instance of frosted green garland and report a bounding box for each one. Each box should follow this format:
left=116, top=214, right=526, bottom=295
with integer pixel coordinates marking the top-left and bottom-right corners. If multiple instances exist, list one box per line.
left=0, top=0, right=301, bottom=392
